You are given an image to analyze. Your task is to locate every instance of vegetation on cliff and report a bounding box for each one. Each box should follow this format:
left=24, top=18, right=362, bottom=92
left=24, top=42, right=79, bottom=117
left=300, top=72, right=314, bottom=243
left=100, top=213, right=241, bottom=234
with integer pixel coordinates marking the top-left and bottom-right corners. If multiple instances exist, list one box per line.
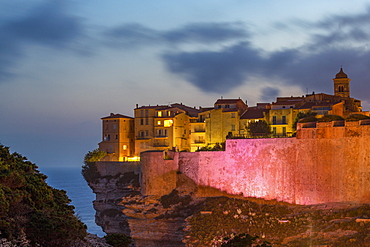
left=82, top=149, right=107, bottom=183
left=183, top=196, right=370, bottom=246
left=0, top=144, right=87, bottom=246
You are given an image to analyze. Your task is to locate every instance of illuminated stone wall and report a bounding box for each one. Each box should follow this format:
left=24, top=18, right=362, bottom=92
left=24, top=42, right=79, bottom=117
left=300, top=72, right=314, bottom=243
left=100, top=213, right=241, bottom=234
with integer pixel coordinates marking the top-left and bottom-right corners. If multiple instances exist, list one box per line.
left=141, top=121, right=370, bottom=205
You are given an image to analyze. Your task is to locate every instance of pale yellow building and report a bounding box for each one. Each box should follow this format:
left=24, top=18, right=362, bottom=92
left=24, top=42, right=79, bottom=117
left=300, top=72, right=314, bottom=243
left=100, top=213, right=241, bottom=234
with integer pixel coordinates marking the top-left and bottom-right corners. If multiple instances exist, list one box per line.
left=134, top=103, right=199, bottom=155
left=98, top=113, right=135, bottom=161
left=205, top=99, right=248, bottom=145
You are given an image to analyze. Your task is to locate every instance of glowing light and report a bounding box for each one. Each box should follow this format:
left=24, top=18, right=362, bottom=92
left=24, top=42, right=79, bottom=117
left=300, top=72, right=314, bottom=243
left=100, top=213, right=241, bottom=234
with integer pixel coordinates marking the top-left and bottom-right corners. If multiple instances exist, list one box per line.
left=127, top=156, right=140, bottom=162
left=164, top=119, right=173, bottom=127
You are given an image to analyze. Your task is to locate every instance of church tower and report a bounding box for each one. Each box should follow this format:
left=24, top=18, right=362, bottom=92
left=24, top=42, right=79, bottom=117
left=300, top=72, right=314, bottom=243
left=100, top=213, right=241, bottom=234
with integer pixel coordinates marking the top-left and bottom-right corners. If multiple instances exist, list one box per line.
left=333, top=68, right=350, bottom=98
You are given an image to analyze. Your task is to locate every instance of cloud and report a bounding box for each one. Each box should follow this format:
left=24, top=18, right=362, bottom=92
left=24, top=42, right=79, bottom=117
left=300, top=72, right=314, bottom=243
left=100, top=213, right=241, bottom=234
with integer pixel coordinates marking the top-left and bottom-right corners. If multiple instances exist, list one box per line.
left=162, top=42, right=263, bottom=93
left=163, top=22, right=249, bottom=44
left=104, top=22, right=249, bottom=47
left=160, top=8, right=370, bottom=103
left=260, top=87, right=281, bottom=102
left=0, top=1, right=85, bottom=83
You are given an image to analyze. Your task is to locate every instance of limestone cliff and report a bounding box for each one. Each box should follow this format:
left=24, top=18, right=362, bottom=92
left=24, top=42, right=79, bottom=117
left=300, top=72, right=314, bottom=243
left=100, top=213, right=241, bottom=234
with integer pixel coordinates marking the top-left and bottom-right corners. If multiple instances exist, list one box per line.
left=84, top=161, right=188, bottom=246
left=85, top=161, right=370, bottom=247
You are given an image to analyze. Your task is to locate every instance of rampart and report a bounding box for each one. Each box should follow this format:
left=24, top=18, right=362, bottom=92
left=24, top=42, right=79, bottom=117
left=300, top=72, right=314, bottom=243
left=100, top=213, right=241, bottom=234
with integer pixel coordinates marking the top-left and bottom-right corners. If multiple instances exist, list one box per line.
left=141, top=120, right=370, bottom=205
left=95, top=161, right=141, bottom=177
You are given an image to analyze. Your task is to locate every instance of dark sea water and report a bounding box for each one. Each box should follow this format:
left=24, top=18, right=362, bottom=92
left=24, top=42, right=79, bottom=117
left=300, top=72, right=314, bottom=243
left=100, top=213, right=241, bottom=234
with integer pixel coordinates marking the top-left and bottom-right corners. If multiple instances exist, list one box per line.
left=39, top=166, right=105, bottom=237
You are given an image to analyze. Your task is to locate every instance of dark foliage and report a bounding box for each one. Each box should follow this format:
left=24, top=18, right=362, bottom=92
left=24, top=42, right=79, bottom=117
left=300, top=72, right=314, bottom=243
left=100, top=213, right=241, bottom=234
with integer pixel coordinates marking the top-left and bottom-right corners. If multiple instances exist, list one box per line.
left=317, top=114, right=344, bottom=122
left=246, top=120, right=271, bottom=137
left=0, top=144, right=87, bottom=246
left=222, top=233, right=272, bottom=247
left=294, top=111, right=318, bottom=129
left=159, top=189, right=192, bottom=208
left=104, top=233, right=133, bottom=247
left=196, top=142, right=225, bottom=152
left=346, top=114, right=370, bottom=121
left=82, top=149, right=107, bottom=183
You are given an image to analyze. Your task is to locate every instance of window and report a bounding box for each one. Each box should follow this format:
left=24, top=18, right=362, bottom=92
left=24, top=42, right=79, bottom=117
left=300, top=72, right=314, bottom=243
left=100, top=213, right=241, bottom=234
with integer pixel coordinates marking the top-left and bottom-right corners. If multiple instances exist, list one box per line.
left=283, top=127, right=287, bottom=136
left=145, top=118, right=149, bottom=125
left=123, top=145, right=127, bottom=150
left=167, top=111, right=171, bottom=116
left=145, top=109, right=148, bottom=116
left=115, top=135, right=118, bottom=140
left=225, top=105, right=230, bottom=108
left=282, top=116, right=287, bottom=124
left=272, top=127, right=277, bottom=135
left=145, top=130, right=149, bottom=136
left=157, top=111, right=162, bottom=117
left=140, top=119, right=144, bottom=125
left=272, top=116, right=277, bottom=124
left=231, top=125, right=235, bottom=131
left=164, top=119, right=173, bottom=127
left=231, top=113, right=235, bottom=118
left=113, top=124, right=117, bottom=130
left=140, top=110, right=144, bottom=117
left=157, top=120, right=162, bottom=125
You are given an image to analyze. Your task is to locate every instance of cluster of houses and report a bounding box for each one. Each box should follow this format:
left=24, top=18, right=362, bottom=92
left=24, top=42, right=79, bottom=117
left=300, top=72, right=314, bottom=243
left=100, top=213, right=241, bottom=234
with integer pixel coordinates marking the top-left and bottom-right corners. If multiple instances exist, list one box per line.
left=98, top=68, right=366, bottom=161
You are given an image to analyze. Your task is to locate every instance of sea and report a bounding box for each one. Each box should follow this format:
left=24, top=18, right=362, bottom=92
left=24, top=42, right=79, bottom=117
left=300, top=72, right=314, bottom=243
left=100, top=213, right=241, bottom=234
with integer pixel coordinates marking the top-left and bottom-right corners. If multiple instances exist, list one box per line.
left=39, top=166, right=105, bottom=237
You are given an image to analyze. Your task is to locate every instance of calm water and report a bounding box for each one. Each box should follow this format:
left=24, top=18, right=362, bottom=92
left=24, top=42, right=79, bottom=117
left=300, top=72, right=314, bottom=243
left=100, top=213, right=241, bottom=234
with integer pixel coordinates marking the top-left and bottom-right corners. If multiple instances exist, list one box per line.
left=39, top=166, right=105, bottom=237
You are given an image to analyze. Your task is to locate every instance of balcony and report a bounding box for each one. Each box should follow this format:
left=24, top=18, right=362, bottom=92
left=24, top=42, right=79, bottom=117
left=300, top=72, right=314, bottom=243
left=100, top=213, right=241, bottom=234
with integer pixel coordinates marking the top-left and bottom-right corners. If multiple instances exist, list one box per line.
left=136, top=136, right=150, bottom=140
left=193, top=129, right=205, bottom=133
left=155, top=135, right=168, bottom=139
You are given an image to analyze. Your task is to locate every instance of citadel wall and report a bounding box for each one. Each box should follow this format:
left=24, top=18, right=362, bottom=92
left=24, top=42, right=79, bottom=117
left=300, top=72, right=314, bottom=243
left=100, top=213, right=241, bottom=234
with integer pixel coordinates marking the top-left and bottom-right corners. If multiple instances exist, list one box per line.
left=141, top=121, right=370, bottom=205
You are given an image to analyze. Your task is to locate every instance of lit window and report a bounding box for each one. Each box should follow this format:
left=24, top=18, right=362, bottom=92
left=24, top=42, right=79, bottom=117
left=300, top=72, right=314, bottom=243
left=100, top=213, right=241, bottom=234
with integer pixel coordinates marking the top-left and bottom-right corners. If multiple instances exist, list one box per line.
left=157, top=120, right=162, bottom=125
left=123, top=145, right=127, bottom=150
left=164, top=120, right=173, bottom=127
left=158, top=111, right=162, bottom=117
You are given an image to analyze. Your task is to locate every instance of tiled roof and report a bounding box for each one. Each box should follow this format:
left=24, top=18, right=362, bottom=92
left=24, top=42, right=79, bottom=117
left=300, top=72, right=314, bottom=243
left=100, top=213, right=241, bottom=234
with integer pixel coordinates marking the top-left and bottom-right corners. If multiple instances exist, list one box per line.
left=102, top=113, right=133, bottom=119
left=214, top=99, right=243, bottom=104
left=240, top=107, right=267, bottom=119
left=297, top=101, right=338, bottom=109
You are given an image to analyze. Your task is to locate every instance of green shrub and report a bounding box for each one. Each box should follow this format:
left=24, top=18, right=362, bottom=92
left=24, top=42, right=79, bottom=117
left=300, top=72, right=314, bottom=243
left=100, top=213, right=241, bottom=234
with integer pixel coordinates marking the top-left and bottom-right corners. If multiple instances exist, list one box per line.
left=104, top=233, right=133, bottom=247
left=0, top=144, right=87, bottom=246
left=346, top=114, right=370, bottom=121
left=317, top=115, right=344, bottom=122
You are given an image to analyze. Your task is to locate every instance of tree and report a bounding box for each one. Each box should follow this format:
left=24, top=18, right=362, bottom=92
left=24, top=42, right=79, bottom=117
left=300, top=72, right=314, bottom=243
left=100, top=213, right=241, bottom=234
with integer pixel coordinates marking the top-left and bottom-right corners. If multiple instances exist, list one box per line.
left=293, top=111, right=317, bottom=130
left=0, top=144, right=87, bottom=246
left=83, top=148, right=107, bottom=163
left=247, top=120, right=270, bottom=137
left=82, top=149, right=107, bottom=183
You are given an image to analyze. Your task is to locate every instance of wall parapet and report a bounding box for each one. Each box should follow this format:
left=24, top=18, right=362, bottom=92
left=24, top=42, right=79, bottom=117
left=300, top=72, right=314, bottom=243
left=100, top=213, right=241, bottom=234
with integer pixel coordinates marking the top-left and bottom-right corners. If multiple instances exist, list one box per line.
left=95, top=161, right=141, bottom=177
left=140, top=134, right=370, bottom=205
left=297, top=120, right=370, bottom=139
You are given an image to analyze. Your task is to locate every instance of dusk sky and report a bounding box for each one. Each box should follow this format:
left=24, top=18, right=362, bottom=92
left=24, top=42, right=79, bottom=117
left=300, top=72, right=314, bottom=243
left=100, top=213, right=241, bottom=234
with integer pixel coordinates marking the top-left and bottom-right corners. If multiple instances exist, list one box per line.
left=2, top=0, right=370, bottom=167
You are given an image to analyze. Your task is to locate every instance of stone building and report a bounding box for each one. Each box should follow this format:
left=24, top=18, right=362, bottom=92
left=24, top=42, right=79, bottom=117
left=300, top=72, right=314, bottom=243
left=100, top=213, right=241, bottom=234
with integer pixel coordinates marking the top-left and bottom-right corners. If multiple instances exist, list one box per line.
left=98, top=113, right=135, bottom=161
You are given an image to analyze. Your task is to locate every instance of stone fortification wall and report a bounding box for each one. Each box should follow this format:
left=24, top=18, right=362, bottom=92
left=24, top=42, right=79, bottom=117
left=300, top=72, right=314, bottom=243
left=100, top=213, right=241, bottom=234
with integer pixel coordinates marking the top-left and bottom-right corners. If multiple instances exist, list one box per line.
left=95, top=161, right=141, bottom=177
left=141, top=121, right=370, bottom=205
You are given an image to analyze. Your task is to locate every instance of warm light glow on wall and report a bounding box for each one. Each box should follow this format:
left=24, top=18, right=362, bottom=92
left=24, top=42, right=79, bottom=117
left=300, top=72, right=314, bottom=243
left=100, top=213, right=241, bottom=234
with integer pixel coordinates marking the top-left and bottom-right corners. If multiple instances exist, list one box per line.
left=127, top=156, right=140, bottom=161
left=164, top=120, right=173, bottom=127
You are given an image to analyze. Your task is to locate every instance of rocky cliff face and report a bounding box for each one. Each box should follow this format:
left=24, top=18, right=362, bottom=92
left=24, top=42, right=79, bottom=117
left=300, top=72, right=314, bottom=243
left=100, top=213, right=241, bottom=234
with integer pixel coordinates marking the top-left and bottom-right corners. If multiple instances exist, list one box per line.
left=85, top=162, right=370, bottom=247
left=85, top=162, right=189, bottom=246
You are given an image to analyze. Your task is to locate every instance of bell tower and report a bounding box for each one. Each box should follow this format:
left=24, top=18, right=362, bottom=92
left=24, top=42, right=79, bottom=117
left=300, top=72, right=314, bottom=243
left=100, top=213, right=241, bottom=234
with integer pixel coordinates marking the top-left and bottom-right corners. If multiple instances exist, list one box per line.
left=333, top=68, right=350, bottom=98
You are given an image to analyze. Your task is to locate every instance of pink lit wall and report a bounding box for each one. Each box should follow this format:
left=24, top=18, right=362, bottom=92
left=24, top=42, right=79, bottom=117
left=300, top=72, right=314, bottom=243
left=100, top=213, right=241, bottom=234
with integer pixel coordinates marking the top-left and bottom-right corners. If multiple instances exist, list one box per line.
left=141, top=122, right=370, bottom=205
